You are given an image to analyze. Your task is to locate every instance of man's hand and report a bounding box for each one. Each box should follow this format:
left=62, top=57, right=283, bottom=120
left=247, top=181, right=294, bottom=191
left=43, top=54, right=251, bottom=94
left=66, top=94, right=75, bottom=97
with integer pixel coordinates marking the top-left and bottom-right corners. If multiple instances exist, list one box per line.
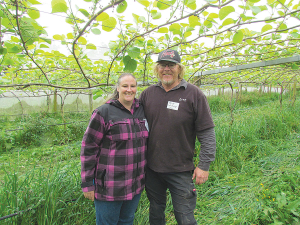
left=192, top=167, right=209, bottom=185
left=83, top=191, right=95, bottom=201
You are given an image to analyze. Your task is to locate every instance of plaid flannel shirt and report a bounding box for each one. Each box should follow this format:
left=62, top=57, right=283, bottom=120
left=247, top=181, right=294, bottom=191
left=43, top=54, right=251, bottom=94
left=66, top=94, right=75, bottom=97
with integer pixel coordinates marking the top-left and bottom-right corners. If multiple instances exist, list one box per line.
left=81, top=99, right=148, bottom=201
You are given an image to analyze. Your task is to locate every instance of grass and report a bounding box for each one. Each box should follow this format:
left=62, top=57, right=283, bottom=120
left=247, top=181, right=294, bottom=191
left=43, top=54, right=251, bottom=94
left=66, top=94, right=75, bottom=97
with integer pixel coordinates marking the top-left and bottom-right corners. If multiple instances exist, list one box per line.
left=0, top=91, right=299, bottom=224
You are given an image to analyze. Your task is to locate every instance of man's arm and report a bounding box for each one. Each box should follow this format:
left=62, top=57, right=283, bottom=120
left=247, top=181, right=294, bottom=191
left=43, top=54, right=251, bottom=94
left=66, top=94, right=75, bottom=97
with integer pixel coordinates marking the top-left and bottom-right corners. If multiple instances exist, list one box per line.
left=193, top=127, right=216, bottom=185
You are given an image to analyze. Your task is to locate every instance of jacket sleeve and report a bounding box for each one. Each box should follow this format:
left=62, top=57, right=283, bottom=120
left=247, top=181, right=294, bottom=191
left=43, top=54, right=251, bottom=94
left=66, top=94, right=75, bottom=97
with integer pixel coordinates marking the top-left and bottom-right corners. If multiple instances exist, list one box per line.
left=80, top=109, right=106, bottom=192
left=196, top=127, right=216, bottom=171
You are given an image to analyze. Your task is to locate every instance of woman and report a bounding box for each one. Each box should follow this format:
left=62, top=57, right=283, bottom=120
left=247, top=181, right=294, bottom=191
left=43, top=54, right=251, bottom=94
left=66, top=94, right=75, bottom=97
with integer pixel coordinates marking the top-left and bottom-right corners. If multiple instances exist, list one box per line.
left=80, top=73, right=148, bottom=225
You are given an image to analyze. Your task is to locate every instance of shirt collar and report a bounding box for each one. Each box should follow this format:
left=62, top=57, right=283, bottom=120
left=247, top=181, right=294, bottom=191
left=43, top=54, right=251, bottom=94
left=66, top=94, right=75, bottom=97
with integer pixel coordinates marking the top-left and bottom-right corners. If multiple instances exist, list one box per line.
left=155, top=79, right=188, bottom=91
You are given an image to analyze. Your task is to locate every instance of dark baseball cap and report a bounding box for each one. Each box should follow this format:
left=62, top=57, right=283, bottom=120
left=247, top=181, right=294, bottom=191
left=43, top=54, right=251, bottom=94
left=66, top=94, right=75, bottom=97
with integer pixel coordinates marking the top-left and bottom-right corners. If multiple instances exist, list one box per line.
left=157, top=49, right=181, bottom=64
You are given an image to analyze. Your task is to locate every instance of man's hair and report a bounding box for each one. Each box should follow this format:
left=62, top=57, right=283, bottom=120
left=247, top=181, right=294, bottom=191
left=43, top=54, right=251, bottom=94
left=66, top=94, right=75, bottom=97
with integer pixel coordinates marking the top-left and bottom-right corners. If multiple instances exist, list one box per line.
left=153, top=63, right=186, bottom=80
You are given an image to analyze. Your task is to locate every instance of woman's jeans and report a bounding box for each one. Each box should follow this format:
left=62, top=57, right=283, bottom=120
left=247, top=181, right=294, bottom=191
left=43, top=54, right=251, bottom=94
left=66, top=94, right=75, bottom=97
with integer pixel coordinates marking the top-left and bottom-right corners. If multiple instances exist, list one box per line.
left=146, top=168, right=198, bottom=225
left=94, top=193, right=141, bottom=225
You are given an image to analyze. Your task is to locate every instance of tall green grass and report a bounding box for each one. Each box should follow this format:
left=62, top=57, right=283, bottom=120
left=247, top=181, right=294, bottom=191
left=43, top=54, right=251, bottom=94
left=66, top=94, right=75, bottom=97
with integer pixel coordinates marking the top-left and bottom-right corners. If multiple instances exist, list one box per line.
left=0, top=112, right=89, bottom=153
left=0, top=92, right=299, bottom=224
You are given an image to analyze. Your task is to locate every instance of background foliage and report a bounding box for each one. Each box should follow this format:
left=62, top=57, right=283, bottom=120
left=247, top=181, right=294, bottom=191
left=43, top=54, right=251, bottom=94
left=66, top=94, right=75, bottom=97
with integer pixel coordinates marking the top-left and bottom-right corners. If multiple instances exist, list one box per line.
left=0, top=0, right=299, bottom=94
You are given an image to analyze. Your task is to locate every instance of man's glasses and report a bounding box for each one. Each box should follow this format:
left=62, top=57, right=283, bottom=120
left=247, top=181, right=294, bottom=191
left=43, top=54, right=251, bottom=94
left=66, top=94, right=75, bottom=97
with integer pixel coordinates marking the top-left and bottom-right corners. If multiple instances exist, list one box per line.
left=158, top=63, right=177, bottom=69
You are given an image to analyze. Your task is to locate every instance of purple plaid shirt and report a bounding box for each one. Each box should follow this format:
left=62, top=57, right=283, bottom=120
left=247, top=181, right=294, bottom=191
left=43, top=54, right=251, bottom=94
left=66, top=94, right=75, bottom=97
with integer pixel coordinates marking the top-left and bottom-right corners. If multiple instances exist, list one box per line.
left=81, top=99, right=148, bottom=201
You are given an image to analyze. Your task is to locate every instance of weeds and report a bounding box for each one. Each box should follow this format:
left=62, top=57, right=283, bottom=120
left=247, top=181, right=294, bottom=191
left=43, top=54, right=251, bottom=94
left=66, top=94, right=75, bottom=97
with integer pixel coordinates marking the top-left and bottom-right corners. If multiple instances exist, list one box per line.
left=0, top=92, right=299, bottom=224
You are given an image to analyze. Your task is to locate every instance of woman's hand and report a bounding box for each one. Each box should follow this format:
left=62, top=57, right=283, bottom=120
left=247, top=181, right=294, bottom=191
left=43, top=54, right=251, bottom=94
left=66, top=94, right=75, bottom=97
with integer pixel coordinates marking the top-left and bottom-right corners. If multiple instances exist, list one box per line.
left=83, top=191, right=95, bottom=201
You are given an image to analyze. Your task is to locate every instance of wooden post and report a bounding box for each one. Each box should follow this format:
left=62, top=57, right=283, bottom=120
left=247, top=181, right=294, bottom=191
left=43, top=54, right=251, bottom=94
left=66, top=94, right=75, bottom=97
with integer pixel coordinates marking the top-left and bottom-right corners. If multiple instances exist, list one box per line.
left=89, top=90, right=93, bottom=113
left=53, top=89, right=57, bottom=113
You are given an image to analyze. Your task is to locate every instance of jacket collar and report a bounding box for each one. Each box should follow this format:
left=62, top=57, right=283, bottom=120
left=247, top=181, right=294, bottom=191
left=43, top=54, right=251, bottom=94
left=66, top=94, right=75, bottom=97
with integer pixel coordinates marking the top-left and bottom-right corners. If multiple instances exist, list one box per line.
left=106, top=98, right=140, bottom=110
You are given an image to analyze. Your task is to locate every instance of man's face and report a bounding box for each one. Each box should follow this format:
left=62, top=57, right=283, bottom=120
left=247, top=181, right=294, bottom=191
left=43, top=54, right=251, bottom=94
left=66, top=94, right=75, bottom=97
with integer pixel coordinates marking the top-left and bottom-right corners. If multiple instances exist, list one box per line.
left=157, top=61, right=180, bottom=86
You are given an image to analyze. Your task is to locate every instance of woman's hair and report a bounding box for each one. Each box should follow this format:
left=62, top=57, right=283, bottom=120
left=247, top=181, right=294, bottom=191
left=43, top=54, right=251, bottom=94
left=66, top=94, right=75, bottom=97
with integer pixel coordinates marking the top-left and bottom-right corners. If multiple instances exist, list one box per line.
left=153, top=63, right=186, bottom=80
left=107, top=73, right=137, bottom=101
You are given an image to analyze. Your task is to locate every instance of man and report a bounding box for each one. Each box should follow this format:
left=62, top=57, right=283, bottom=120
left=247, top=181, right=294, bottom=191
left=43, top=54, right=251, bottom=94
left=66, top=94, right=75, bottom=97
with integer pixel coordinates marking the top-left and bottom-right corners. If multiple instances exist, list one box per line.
left=139, top=49, right=216, bottom=225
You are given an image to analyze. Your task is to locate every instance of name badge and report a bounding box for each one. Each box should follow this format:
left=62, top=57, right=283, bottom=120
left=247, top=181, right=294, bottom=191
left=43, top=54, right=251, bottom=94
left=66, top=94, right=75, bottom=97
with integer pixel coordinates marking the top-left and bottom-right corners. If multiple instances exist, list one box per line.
left=167, top=101, right=179, bottom=110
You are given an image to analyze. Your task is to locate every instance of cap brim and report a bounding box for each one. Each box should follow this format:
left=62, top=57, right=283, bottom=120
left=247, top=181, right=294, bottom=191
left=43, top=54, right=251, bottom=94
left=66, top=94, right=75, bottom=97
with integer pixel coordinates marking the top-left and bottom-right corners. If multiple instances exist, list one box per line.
left=156, top=59, right=179, bottom=63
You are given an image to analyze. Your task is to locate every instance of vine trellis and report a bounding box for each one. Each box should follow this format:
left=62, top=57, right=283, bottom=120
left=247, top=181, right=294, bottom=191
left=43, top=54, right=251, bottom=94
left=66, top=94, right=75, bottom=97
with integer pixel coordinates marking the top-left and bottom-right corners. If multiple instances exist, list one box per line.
left=0, top=0, right=299, bottom=94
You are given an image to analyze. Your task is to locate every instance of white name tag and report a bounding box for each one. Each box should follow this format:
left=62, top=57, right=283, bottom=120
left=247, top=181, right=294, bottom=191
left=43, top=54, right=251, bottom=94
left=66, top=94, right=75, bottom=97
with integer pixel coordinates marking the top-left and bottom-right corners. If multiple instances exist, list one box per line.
left=167, top=101, right=179, bottom=110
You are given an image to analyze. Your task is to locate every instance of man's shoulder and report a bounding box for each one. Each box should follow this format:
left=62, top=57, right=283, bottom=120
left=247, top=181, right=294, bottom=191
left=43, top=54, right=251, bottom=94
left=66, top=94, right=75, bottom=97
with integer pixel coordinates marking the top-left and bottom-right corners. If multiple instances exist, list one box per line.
left=141, top=84, right=159, bottom=95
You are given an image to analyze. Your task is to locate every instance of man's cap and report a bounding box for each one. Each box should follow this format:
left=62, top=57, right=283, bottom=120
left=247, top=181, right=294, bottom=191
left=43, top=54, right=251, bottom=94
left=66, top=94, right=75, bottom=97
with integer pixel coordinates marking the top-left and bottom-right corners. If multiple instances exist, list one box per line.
left=157, top=49, right=181, bottom=64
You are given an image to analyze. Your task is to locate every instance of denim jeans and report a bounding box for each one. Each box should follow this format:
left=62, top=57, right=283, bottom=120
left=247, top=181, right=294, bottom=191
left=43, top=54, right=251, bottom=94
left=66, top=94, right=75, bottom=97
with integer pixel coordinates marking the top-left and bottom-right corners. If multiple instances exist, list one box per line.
left=146, top=168, right=198, bottom=225
left=94, top=193, right=141, bottom=225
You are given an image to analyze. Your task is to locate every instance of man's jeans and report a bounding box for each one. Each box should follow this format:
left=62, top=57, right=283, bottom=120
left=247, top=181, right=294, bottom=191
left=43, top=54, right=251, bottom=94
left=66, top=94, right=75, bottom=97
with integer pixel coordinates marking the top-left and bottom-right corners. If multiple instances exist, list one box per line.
left=146, top=168, right=198, bottom=225
left=94, top=193, right=141, bottom=225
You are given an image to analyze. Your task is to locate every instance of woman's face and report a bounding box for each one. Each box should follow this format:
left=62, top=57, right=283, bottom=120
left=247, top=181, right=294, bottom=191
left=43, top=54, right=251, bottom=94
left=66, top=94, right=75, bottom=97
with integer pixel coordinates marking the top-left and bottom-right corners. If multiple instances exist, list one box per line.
left=117, top=75, right=137, bottom=106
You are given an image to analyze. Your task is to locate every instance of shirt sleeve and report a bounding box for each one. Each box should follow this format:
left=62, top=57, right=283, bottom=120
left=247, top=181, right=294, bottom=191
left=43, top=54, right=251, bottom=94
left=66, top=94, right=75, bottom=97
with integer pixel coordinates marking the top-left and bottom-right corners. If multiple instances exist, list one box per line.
left=80, top=109, right=106, bottom=192
left=196, top=127, right=216, bottom=171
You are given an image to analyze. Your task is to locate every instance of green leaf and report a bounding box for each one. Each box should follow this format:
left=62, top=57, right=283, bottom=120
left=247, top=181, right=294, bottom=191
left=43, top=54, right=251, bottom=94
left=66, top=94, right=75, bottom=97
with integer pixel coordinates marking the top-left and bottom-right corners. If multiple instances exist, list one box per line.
left=184, top=31, right=192, bottom=38
left=291, top=63, right=299, bottom=70
left=132, top=13, right=140, bottom=24
left=40, top=38, right=52, bottom=44
left=11, top=36, right=19, bottom=42
left=102, top=17, right=117, bottom=32
left=277, top=192, right=287, bottom=209
left=150, top=10, right=161, bottom=19
left=84, top=0, right=92, bottom=2
left=3, top=59, right=14, bottom=65
left=250, top=6, right=261, bottom=15
left=86, top=43, right=97, bottom=50
left=184, top=0, right=196, bottom=10
left=219, top=6, right=235, bottom=20
left=51, top=0, right=68, bottom=13
left=8, top=46, right=22, bottom=53
left=261, top=24, right=272, bottom=33
left=96, top=12, right=109, bottom=21
left=0, top=47, right=7, bottom=55
left=204, top=20, right=212, bottom=28
left=189, top=15, right=200, bottom=27
left=278, top=23, right=287, bottom=32
left=139, top=16, right=146, bottom=22
left=117, top=1, right=127, bottom=13
left=79, top=9, right=89, bottom=18
left=53, top=34, right=62, bottom=40
left=136, top=0, right=150, bottom=7
left=91, top=28, right=101, bottom=35
left=157, top=0, right=176, bottom=10
left=222, top=18, right=234, bottom=26
left=233, top=30, right=243, bottom=44
left=287, top=200, right=300, bottom=211
left=290, top=32, right=300, bottom=38
left=186, top=27, right=194, bottom=32
left=40, top=44, right=49, bottom=48
left=267, top=0, right=276, bottom=3
left=78, top=36, right=87, bottom=45
left=169, top=23, right=181, bottom=32
left=28, top=7, right=40, bottom=19
left=0, top=9, right=6, bottom=18
left=123, top=56, right=137, bottom=73
left=67, top=33, right=74, bottom=39
left=93, top=90, right=103, bottom=100
left=208, top=13, right=218, bottom=18
left=19, top=18, right=41, bottom=44
left=157, top=27, right=168, bottom=33
left=128, top=47, right=140, bottom=58
left=28, top=0, right=41, bottom=4
left=259, top=5, right=267, bottom=11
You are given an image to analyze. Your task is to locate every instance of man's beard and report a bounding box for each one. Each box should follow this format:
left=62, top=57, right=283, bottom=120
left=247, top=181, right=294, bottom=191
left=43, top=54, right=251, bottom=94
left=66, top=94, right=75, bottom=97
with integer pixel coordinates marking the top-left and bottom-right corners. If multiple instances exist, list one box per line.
left=161, top=78, right=175, bottom=86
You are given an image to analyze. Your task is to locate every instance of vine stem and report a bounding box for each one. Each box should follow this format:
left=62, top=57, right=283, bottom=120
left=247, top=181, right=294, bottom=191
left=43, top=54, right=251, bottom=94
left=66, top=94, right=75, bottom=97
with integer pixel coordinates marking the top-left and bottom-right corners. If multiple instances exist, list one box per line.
left=15, top=1, right=51, bottom=84
left=72, top=0, right=125, bottom=88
